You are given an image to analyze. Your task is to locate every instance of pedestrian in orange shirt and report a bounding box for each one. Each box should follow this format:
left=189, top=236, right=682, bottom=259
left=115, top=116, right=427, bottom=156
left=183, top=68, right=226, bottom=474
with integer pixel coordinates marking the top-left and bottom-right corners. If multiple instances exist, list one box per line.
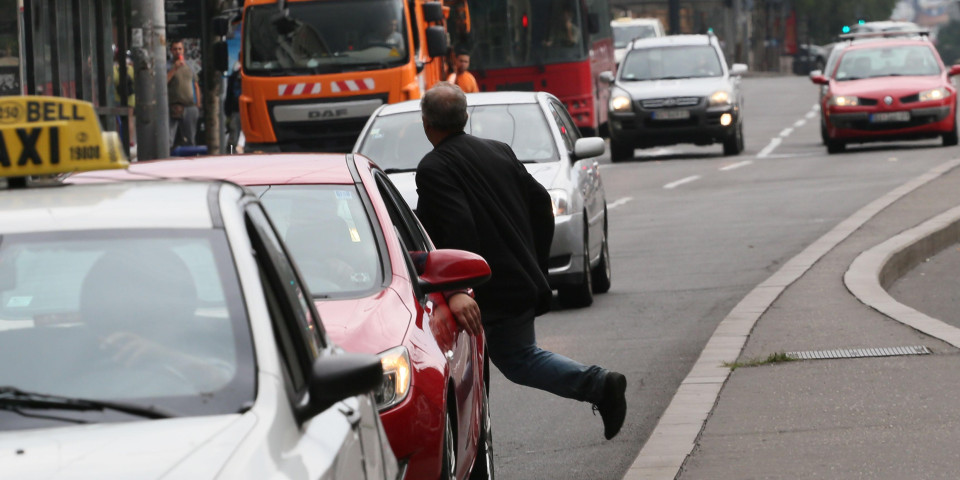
left=447, top=48, right=479, bottom=93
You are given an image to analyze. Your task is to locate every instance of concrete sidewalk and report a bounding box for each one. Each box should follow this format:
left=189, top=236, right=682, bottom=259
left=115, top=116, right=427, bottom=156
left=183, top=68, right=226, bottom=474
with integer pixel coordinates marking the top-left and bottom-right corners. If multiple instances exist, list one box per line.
left=624, top=158, right=960, bottom=479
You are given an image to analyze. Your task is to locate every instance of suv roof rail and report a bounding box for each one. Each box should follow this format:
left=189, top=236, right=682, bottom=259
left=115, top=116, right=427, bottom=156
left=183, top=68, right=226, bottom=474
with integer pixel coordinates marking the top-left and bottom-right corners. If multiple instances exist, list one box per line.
left=838, top=29, right=929, bottom=41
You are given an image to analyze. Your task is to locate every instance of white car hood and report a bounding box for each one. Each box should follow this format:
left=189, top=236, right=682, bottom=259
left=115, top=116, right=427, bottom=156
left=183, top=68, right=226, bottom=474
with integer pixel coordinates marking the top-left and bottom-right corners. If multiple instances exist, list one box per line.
left=387, top=162, right=560, bottom=211
left=1, top=414, right=254, bottom=479
left=618, top=76, right=728, bottom=99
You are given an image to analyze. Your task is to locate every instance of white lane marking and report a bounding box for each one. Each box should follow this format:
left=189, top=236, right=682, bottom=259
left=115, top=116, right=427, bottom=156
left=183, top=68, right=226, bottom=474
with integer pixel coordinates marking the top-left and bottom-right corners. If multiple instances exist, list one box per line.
left=794, top=119, right=807, bottom=128
left=608, top=196, right=633, bottom=209
left=812, top=104, right=821, bottom=112
left=779, top=127, right=793, bottom=137
left=663, top=175, right=701, bottom=189
left=720, top=160, right=752, bottom=171
left=756, top=137, right=782, bottom=158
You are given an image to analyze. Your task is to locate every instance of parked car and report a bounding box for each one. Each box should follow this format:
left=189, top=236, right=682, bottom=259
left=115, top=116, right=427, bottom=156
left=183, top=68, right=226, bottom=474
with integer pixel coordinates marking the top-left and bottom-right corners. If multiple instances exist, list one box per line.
left=1, top=96, right=399, bottom=479
left=354, top=91, right=611, bottom=308
left=601, top=33, right=747, bottom=160
left=810, top=32, right=960, bottom=153
left=793, top=43, right=827, bottom=75
left=611, top=17, right=666, bottom=66
left=76, top=153, right=495, bottom=480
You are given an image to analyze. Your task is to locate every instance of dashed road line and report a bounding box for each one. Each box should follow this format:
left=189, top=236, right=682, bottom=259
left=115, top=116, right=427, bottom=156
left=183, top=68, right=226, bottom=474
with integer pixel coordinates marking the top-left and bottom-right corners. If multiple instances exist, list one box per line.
left=664, top=175, right=701, bottom=189
left=720, top=160, right=753, bottom=171
left=756, top=138, right=782, bottom=158
left=608, top=196, right=633, bottom=209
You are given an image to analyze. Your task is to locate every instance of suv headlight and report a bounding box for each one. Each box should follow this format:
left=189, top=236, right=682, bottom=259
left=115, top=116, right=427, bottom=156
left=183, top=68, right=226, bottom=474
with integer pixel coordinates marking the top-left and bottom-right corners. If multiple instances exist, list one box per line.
left=374, top=346, right=411, bottom=411
left=610, top=94, right=632, bottom=112
left=709, top=90, right=732, bottom=106
left=919, top=87, right=949, bottom=102
left=549, top=189, right=569, bottom=217
left=828, top=95, right=859, bottom=107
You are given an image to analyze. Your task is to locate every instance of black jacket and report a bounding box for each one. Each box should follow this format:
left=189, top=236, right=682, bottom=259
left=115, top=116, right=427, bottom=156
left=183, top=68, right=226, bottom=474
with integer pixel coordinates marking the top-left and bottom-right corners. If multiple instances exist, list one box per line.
left=415, top=132, right=555, bottom=317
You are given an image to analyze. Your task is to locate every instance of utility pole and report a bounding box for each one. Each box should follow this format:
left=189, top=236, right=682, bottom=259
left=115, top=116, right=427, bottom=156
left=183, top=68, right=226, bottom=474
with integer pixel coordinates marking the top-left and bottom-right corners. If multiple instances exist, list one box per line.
left=130, top=0, right=170, bottom=161
left=669, top=0, right=681, bottom=34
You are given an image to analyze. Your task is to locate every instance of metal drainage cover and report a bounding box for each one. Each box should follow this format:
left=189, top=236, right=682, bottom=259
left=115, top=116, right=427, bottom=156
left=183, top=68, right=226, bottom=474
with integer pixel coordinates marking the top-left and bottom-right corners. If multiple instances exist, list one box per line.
left=786, top=345, right=932, bottom=360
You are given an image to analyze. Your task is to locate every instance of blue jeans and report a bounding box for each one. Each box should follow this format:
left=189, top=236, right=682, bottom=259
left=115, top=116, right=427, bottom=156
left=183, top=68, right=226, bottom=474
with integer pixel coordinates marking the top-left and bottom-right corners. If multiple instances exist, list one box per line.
left=483, top=309, right=607, bottom=404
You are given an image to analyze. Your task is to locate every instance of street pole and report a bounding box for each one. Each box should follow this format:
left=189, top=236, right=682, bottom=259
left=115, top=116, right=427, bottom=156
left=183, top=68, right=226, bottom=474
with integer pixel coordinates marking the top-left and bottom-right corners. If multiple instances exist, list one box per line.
left=669, top=0, right=680, bottom=34
left=130, top=0, right=170, bottom=161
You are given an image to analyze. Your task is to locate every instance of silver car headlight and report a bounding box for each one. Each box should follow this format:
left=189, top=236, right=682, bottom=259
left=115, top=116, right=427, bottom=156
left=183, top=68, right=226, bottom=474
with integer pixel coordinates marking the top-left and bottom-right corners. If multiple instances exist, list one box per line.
left=828, top=95, right=859, bottom=107
left=374, top=346, right=411, bottom=411
left=610, top=93, right=632, bottom=112
left=549, top=189, right=569, bottom=217
left=709, top=90, right=732, bottom=107
left=919, top=87, right=949, bottom=102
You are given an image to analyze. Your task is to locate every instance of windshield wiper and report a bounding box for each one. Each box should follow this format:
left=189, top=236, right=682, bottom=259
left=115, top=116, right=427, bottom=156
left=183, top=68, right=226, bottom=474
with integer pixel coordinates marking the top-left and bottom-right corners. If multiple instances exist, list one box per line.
left=383, top=167, right=417, bottom=174
left=0, top=386, right=175, bottom=419
left=655, top=76, right=693, bottom=80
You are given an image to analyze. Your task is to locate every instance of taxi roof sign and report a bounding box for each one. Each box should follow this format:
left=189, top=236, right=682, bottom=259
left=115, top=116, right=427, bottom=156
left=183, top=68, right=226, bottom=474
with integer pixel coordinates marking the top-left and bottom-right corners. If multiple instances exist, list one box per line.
left=0, top=96, right=128, bottom=179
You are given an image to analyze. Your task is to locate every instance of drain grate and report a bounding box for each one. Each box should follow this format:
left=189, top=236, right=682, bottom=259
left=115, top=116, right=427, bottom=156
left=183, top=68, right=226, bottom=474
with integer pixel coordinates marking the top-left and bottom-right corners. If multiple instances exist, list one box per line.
left=786, top=345, right=932, bottom=360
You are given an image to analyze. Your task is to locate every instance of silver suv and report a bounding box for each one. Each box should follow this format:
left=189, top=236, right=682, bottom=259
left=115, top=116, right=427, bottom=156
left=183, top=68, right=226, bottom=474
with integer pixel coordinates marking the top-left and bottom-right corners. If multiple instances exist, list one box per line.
left=601, top=33, right=747, bottom=161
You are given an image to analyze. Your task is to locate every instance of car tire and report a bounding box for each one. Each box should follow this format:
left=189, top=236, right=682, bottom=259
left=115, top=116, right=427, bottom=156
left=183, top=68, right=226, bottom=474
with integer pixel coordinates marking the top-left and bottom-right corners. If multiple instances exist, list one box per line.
left=943, top=116, right=958, bottom=147
left=820, top=121, right=828, bottom=146
left=591, top=211, right=611, bottom=294
left=469, top=381, right=495, bottom=480
left=558, top=224, right=594, bottom=309
left=826, top=138, right=846, bottom=154
left=610, top=138, right=634, bottom=162
left=722, top=121, right=743, bottom=156
left=441, top=410, right=457, bottom=480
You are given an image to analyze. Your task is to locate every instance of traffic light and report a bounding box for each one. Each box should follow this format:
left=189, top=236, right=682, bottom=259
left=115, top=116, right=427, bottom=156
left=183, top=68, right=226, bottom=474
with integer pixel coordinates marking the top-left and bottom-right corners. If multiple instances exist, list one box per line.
left=858, top=19, right=866, bottom=25
left=842, top=25, right=851, bottom=33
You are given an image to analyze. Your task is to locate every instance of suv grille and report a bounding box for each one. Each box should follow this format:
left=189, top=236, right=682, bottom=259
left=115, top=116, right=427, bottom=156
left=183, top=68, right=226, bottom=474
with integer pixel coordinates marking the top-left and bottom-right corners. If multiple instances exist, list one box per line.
left=640, top=97, right=702, bottom=109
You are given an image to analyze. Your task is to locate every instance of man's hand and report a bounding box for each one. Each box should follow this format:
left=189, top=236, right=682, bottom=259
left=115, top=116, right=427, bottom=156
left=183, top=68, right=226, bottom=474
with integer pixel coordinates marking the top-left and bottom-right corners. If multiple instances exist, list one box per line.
left=447, top=292, right=482, bottom=336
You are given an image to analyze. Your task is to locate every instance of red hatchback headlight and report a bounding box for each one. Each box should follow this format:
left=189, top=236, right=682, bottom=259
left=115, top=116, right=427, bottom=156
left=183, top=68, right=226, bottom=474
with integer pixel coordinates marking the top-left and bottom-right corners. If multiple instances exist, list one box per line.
left=375, top=346, right=411, bottom=411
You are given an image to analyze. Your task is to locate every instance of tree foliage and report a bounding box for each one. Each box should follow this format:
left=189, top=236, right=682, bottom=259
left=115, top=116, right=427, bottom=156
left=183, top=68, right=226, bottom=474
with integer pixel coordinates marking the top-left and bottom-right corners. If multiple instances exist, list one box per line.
left=936, top=20, right=960, bottom=65
left=795, top=0, right=900, bottom=44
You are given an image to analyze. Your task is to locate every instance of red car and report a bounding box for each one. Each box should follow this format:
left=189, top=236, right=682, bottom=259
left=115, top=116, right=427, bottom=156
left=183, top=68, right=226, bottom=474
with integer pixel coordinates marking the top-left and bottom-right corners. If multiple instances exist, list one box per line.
left=811, top=35, right=960, bottom=153
left=71, top=154, right=495, bottom=480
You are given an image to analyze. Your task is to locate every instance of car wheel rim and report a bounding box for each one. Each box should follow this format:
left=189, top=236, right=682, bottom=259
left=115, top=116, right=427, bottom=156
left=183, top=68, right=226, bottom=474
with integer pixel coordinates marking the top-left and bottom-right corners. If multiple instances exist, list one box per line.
left=444, top=413, right=456, bottom=480
left=482, top=388, right=494, bottom=479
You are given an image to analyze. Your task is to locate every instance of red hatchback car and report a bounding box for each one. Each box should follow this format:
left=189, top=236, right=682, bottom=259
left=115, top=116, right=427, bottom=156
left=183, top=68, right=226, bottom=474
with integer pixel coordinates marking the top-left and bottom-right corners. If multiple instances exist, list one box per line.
left=71, top=154, right=495, bottom=480
left=811, top=34, right=960, bottom=153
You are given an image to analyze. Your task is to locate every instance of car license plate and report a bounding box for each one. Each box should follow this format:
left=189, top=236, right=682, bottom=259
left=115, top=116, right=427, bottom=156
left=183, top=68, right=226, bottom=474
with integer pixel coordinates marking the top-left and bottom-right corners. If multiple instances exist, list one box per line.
left=653, top=109, right=690, bottom=120
left=870, top=111, right=910, bottom=123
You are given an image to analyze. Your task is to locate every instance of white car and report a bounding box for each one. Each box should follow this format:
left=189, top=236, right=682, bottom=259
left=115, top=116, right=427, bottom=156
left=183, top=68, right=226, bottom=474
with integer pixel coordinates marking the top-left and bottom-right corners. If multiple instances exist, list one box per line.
left=354, top=91, right=610, bottom=308
left=611, top=17, right=666, bottom=66
left=0, top=96, right=399, bottom=480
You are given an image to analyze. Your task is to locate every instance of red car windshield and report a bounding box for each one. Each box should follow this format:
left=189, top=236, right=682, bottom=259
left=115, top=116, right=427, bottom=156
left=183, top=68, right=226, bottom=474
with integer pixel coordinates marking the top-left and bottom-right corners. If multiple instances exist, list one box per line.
left=836, top=45, right=940, bottom=81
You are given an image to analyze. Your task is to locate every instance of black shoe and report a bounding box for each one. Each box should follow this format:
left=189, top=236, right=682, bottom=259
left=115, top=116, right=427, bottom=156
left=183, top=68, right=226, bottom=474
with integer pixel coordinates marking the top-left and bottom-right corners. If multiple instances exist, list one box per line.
left=593, top=371, right=627, bottom=440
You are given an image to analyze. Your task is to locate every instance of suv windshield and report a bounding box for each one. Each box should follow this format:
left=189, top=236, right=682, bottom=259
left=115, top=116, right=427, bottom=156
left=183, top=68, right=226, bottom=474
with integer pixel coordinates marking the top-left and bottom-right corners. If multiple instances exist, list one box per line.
left=470, top=0, right=587, bottom=70
left=0, top=230, right=255, bottom=431
left=836, top=45, right=940, bottom=80
left=613, top=24, right=657, bottom=48
left=249, top=185, right=382, bottom=299
left=244, top=0, right=408, bottom=75
left=620, top=44, right=723, bottom=80
left=358, top=103, right=559, bottom=170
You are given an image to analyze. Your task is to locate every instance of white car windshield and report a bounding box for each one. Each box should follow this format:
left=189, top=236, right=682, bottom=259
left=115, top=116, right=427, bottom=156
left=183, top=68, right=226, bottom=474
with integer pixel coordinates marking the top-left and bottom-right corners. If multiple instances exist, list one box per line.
left=621, top=45, right=723, bottom=80
left=0, top=230, right=255, bottom=430
left=358, top=103, right=559, bottom=171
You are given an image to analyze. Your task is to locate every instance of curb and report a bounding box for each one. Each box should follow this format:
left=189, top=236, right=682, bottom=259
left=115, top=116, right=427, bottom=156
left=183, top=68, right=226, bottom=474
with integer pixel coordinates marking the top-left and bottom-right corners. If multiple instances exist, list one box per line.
left=622, top=158, right=960, bottom=480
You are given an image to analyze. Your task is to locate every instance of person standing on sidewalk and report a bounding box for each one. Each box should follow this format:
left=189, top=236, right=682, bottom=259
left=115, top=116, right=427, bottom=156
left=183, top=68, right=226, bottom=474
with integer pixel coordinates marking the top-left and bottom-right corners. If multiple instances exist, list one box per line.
left=167, top=40, right=201, bottom=149
left=414, top=82, right=628, bottom=440
left=446, top=48, right=479, bottom=93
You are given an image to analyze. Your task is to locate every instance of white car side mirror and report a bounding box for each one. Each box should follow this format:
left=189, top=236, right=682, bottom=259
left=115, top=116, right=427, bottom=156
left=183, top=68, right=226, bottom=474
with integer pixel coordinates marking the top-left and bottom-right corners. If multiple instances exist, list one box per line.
left=573, top=137, right=605, bottom=159
left=730, top=63, right=748, bottom=76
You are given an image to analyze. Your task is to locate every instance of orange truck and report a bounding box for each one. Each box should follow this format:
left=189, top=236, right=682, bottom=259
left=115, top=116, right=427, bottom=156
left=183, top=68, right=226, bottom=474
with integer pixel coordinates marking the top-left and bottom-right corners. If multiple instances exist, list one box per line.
left=239, top=0, right=467, bottom=152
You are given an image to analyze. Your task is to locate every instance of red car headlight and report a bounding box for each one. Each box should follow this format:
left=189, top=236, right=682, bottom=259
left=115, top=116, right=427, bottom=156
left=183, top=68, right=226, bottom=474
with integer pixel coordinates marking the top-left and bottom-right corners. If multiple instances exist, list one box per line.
left=375, top=346, right=411, bottom=411
left=919, top=87, right=949, bottom=102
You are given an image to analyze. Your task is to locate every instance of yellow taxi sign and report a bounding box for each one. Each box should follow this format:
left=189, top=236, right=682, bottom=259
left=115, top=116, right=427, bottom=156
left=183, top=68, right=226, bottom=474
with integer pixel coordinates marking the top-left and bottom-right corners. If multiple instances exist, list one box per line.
left=0, top=96, right=128, bottom=178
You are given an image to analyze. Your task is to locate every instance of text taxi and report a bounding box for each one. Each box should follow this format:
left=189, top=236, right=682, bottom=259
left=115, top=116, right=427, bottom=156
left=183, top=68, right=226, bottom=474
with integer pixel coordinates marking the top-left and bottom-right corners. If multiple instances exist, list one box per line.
left=0, top=97, right=400, bottom=480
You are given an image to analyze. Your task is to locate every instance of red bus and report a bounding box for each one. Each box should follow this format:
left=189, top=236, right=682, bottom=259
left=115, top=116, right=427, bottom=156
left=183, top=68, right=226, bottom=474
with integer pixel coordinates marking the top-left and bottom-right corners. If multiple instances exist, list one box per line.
left=467, top=0, right=615, bottom=136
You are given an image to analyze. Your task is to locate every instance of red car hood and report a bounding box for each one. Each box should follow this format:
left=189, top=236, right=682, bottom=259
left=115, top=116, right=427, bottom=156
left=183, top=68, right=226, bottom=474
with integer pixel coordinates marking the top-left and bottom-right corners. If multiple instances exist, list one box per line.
left=830, top=75, right=946, bottom=97
left=315, top=288, right=413, bottom=355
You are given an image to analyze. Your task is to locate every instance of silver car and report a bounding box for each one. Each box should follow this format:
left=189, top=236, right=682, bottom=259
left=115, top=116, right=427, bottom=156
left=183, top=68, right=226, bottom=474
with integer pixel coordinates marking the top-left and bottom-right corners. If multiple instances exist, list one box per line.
left=354, top=91, right=610, bottom=308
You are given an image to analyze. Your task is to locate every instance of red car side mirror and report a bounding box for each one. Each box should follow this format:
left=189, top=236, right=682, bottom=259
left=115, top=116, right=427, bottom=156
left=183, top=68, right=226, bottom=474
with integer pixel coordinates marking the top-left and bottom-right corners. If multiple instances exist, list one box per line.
left=810, top=74, right=828, bottom=85
left=417, top=249, right=491, bottom=293
left=948, top=65, right=960, bottom=77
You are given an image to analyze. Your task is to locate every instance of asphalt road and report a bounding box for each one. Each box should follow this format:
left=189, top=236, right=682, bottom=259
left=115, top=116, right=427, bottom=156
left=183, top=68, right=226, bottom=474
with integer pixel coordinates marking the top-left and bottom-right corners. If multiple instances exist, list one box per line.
left=487, top=74, right=960, bottom=480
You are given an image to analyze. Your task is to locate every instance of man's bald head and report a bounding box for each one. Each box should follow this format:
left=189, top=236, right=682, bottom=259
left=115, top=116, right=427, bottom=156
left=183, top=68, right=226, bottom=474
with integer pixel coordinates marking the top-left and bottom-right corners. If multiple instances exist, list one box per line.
left=421, top=82, right=468, bottom=133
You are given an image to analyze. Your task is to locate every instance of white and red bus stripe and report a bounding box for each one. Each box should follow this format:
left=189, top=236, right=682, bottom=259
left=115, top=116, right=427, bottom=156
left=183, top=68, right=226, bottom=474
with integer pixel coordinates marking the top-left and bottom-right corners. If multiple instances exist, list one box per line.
left=330, top=78, right=375, bottom=93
